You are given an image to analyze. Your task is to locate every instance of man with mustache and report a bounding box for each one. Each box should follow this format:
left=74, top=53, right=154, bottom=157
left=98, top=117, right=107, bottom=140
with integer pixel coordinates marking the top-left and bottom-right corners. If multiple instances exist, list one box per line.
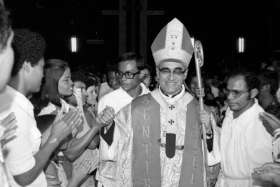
left=97, top=18, right=213, bottom=187
left=215, top=70, right=274, bottom=187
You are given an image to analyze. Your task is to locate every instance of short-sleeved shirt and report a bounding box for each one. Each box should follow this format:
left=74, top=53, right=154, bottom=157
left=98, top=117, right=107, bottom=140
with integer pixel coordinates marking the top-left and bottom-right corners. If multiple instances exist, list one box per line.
left=0, top=86, right=47, bottom=187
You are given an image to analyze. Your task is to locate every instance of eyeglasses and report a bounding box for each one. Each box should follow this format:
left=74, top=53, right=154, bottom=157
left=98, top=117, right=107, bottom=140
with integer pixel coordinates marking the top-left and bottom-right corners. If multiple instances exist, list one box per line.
left=158, top=68, right=186, bottom=76
left=224, top=89, right=249, bottom=98
left=117, top=71, right=140, bottom=79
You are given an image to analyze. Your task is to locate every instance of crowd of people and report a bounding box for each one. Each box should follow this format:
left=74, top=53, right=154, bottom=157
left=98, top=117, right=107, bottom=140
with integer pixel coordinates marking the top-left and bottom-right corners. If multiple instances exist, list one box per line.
left=1, top=2, right=280, bottom=187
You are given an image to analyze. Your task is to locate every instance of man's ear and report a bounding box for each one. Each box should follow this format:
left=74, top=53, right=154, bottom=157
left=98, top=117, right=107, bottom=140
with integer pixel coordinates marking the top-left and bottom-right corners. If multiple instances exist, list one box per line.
left=139, top=69, right=145, bottom=80
left=250, top=88, right=259, bottom=99
left=22, top=61, right=31, bottom=73
left=183, top=69, right=188, bottom=80
left=156, top=68, right=160, bottom=82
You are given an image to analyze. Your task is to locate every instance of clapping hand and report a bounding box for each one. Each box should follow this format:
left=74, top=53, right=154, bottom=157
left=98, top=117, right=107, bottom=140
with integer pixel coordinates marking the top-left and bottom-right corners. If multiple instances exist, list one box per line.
left=252, top=162, right=280, bottom=186
left=0, top=112, right=17, bottom=147
left=97, top=106, right=115, bottom=128
left=259, top=112, right=280, bottom=136
left=49, top=110, right=83, bottom=143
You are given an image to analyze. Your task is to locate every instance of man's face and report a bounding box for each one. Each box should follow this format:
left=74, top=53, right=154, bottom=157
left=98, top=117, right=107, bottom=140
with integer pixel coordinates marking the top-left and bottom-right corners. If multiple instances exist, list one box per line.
left=107, top=71, right=119, bottom=90
left=0, top=32, right=14, bottom=92
left=226, top=75, right=252, bottom=114
left=28, top=58, right=45, bottom=93
left=156, top=61, right=187, bottom=95
left=118, top=60, right=140, bottom=92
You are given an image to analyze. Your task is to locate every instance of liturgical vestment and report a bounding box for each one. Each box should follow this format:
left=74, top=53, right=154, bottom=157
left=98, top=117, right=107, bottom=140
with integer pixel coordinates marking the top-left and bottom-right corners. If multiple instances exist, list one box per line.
left=97, top=89, right=205, bottom=187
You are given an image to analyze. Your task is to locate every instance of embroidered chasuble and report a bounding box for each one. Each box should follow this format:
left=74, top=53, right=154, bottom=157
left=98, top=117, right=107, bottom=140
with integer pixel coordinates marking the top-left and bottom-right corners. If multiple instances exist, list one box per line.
left=97, top=89, right=205, bottom=187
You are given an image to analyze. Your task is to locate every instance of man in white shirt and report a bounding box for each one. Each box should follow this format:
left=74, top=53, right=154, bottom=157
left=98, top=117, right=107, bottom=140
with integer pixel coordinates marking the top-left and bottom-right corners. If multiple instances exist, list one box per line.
left=0, top=4, right=16, bottom=187
left=98, top=52, right=150, bottom=114
left=216, top=70, right=273, bottom=187
left=0, top=29, right=81, bottom=187
left=97, top=52, right=150, bottom=186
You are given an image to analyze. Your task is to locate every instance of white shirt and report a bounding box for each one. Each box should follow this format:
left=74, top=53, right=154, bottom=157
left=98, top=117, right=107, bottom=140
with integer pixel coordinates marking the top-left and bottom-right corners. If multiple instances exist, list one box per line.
left=97, top=83, right=150, bottom=114
left=216, top=101, right=273, bottom=187
left=97, top=83, right=150, bottom=184
left=0, top=86, right=47, bottom=187
left=98, top=82, right=114, bottom=100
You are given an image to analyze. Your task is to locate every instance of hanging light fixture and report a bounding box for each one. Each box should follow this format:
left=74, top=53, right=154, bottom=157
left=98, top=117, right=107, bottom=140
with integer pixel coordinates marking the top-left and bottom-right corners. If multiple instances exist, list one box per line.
left=237, top=37, right=245, bottom=53
left=70, top=36, right=78, bottom=53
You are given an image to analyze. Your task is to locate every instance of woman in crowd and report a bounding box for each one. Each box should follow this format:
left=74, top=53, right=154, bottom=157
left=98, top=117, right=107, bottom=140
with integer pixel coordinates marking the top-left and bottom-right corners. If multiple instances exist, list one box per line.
left=65, top=69, right=102, bottom=186
left=37, top=59, right=106, bottom=187
left=85, top=73, right=100, bottom=118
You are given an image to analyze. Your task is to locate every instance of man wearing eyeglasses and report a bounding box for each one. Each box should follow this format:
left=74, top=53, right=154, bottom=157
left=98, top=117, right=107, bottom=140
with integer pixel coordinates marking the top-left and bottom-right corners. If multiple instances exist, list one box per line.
left=97, top=52, right=150, bottom=186
left=215, top=70, right=274, bottom=187
left=96, top=18, right=213, bottom=187
left=98, top=52, right=150, bottom=115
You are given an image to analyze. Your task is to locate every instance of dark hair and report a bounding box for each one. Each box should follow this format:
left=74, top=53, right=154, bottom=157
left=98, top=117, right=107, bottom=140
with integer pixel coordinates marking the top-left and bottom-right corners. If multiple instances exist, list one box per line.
left=35, top=114, right=56, bottom=133
left=72, top=69, right=100, bottom=89
left=117, top=52, right=144, bottom=70
left=40, top=59, right=69, bottom=107
left=0, top=4, right=11, bottom=53
left=227, top=69, right=260, bottom=91
left=85, top=73, right=100, bottom=88
left=258, top=70, right=278, bottom=95
left=72, top=69, right=87, bottom=84
left=11, top=29, right=46, bottom=76
left=105, top=63, right=118, bottom=73
left=142, top=63, right=153, bottom=74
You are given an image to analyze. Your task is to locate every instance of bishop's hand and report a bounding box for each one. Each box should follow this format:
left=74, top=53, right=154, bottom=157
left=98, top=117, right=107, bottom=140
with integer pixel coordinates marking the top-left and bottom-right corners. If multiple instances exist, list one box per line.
left=199, top=110, right=212, bottom=136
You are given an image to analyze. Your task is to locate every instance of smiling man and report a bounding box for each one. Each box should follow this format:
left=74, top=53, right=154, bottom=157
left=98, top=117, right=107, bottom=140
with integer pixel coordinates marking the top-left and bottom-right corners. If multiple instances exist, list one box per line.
left=216, top=70, right=274, bottom=187
left=96, top=18, right=207, bottom=187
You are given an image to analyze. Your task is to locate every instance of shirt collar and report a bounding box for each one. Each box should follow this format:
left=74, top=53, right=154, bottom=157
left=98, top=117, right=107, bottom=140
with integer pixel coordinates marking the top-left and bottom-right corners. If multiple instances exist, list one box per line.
left=4, top=86, right=34, bottom=114
left=140, top=83, right=150, bottom=96
left=227, top=99, right=263, bottom=120
left=119, top=83, right=150, bottom=99
left=159, top=85, right=186, bottom=104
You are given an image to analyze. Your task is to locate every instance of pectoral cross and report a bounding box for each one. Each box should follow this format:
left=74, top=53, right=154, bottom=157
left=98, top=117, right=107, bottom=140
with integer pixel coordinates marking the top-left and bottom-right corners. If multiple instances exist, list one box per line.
left=168, top=119, right=175, bottom=125
left=169, top=105, right=175, bottom=110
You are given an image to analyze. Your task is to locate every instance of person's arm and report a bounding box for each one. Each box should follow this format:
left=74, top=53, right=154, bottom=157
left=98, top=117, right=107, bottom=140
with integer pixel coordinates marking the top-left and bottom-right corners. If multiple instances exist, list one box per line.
left=63, top=107, right=114, bottom=161
left=259, top=112, right=280, bottom=162
left=252, top=162, right=280, bottom=186
left=13, top=110, right=81, bottom=186
left=0, top=112, right=17, bottom=147
left=259, top=112, right=280, bottom=136
left=88, top=135, right=100, bottom=149
left=63, top=125, right=100, bottom=161
left=14, top=136, right=60, bottom=185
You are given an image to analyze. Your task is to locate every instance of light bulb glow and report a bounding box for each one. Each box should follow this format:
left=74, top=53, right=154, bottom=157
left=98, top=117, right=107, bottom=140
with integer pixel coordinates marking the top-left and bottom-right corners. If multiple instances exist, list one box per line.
left=238, top=37, right=245, bottom=53
left=71, top=36, right=78, bottom=53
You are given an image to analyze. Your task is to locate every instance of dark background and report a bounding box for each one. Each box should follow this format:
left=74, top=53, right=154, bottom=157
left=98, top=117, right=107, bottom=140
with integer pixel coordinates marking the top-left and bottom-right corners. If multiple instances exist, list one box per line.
left=5, top=0, right=280, bottom=76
